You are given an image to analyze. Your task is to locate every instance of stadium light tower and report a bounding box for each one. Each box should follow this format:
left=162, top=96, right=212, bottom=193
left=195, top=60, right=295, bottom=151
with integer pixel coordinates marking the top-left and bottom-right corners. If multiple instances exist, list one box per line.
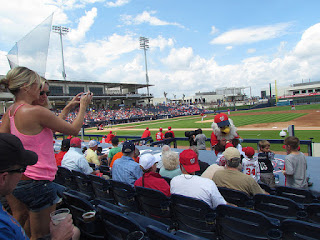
left=140, top=37, right=150, bottom=97
left=52, top=25, right=69, bottom=80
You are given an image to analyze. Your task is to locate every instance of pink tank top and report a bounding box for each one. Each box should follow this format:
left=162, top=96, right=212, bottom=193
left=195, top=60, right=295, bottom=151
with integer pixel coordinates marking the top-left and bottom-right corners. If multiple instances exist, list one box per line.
left=9, top=104, right=57, bottom=181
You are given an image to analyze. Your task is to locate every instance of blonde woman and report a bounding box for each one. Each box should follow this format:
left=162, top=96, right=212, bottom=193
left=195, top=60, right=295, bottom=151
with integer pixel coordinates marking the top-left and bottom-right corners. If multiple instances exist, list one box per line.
left=0, top=66, right=92, bottom=240
left=159, top=151, right=182, bottom=179
left=33, top=77, right=82, bottom=120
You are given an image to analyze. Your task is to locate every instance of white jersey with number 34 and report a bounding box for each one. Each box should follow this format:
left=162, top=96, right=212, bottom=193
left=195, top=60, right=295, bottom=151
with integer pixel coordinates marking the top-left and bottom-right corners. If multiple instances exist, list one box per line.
left=242, top=157, right=260, bottom=182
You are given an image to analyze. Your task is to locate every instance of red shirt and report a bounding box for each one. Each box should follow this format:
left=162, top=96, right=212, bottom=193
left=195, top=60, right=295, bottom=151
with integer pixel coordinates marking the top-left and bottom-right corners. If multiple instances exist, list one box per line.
left=105, top=133, right=115, bottom=143
left=134, top=172, right=171, bottom=197
left=156, top=132, right=164, bottom=141
left=142, top=130, right=151, bottom=138
left=55, top=151, right=67, bottom=166
left=165, top=130, right=175, bottom=138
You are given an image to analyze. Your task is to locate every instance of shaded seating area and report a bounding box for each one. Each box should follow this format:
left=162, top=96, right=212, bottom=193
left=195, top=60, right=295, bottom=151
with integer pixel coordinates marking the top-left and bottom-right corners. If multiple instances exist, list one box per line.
left=54, top=168, right=320, bottom=240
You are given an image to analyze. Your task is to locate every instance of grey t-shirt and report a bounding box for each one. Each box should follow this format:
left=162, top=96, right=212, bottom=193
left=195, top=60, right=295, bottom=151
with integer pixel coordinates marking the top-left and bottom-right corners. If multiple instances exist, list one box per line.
left=285, top=152, right=308, bottom=189
left=195, top=133, right=207, bottom=150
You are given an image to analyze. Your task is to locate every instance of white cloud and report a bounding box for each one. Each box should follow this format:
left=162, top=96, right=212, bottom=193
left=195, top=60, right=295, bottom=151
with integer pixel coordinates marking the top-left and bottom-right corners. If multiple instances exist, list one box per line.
left=210, top=26, right=218, bottom=35
left=293, top=23, right=320, bottom=59
left=161, top=47, right=193, bottom=70
left=226, top=46, right=233, bottom=50
left=247, top=48, right=256, bottom=53
left=149, top=36, right=175, bottom=51
left=210, top=22, right=292, bottom=45
left=120, top=11, right=185, bottom=28
left=105, top=0, right=130, bottom=7
left=68, top=7, right=98, bottom=44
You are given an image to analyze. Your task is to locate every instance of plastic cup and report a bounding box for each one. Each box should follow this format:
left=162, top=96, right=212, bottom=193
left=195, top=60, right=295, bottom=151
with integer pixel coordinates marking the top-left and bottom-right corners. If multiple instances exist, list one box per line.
left=82, top=211, right=96, bottom=222
left=50, top=208, right=70, bottom=225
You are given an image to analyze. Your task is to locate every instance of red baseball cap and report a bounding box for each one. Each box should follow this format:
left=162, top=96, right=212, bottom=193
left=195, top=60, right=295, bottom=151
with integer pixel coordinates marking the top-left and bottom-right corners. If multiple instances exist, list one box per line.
left=225, top=143, right=234, bottom=149
left=179, top=149, right=200, bottom=173
left=146, top=127, right=149, bottom=130
left=70, top=137, right=81, bottom=147
left=110, top=130, right=112, bottom=133
left=168, top=126, right=171, bottom=130
left=159, top=127, right=163, bottom=131
left=243, top=147, right=255, bottom=157
left=214, top=113, right=230, bottom=128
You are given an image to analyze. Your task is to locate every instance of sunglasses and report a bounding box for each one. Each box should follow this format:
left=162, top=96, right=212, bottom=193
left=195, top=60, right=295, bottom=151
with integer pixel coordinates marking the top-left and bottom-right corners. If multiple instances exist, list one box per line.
left=0, top=166, right=27, bottom=174
left=40, top=91, right=50, bottom=96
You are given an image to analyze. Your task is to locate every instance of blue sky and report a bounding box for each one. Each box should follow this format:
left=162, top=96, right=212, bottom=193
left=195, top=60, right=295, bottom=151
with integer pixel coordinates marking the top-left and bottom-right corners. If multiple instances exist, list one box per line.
left=1, top=0, right=320, bottom=98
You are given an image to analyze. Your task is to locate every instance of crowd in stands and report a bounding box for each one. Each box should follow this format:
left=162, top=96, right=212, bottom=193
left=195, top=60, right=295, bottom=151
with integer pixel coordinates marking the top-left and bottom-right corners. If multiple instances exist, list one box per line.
left=51, top=104, right=206, bottom=125
left=0, top=66, right=312, bottom=240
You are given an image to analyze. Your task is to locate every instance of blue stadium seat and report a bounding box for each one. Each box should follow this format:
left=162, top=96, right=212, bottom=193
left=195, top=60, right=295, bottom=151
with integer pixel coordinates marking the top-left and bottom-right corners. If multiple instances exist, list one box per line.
left=216, top=204, right=281, bottom=240
left=170, top=194, right=217, bottom=239
left=218, top=187, right=254, bottom=208
left=275, top=186, right=317, bottom=204
left=146, top=225, right=209, bottom=240
left=56, top=166, right=79, bottom=191
left=135, top=186, right=173, bottom=226
left=87, top=174, right=114, bottom=203
left=97, top=204, right=169, bottom=239
left=72, top=170, right=95, bottom=197
left=280, top=219, right=320, bottom=240
left=62, top=190, right=104, bottom=239
left=109, top=180, right=140, bottom=212
left=253, top=194, right=308, bottom=222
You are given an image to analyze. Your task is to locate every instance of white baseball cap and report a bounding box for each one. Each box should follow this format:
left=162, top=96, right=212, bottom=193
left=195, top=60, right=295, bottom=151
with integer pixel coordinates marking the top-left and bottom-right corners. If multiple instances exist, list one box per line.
left=139, top=153, right=159, bottom=171
left=89, top=140, right=99, bottom=148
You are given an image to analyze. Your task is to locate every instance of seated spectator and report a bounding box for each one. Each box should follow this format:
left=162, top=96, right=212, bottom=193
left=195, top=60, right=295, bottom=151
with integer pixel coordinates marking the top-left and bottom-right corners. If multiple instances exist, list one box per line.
left=55, top=139, right=70, bottom=166
left=110, top=147, right=140, bottom=168
left=189, top=145, right=210, bottom=175
left=62, top=137, right=100, bottom=175
left=0, top=133, right=76, bottom=240
left=170, top=149, right=226, bottom=208
left=107, top=137, right=121, bottom=166
left=213, top=147, right=267, bottom=196
left=155, top=145, right=171, bottom=169
left=159, top=151, right=182, bottom=179
left=112, top=141, right=142, bottom=186
left=201, top=164, right=225, bottom=180
left=85, top=140, right=107, bottom=166
left=134, top=154, right=170, bottom=197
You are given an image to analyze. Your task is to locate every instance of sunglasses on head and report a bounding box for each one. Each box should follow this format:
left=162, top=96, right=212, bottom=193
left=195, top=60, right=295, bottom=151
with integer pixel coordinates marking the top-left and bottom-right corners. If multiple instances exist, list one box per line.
left=0, top=166, right=27, bottom=174
left=40, top=91, right=50, bottom=96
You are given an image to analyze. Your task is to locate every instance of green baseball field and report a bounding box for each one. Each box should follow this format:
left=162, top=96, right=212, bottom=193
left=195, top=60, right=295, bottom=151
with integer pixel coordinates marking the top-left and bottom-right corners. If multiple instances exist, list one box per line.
left=86, top=104, right=320, bottom=153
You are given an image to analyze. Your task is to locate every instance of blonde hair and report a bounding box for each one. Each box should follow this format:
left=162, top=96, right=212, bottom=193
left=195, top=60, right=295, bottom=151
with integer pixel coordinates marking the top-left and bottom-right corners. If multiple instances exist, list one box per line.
left=0, top=67, right=41, bottom=95
left=258, top=140, right=270, bottom=149
left=162, top=151, right=179, bottom=170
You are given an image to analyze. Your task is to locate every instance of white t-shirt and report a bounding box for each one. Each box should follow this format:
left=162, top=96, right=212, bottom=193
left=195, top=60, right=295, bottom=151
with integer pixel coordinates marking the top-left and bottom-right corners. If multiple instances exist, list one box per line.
left=170, top=174, right=226, bottom=208
left=242, top=157, right=260, bottom=182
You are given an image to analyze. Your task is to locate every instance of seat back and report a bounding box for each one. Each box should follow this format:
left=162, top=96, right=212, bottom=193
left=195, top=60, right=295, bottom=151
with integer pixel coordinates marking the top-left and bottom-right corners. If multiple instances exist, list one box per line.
left=281, top=219, right=320, bottom=240
left=147, top=225, right=209, bottom=240
left=135, top=186, right=172, bottom=224
left=305, top=203, right=320, bottom=224
left=170, top=194, right=216, bottom=239
left=97, top=204, right=143, bottom=239
left=253, top=194, right=307, bottom=221
left=88, top=175, right=114, bottom=202
left=216, top=204, right=281, bottom=240
left=110, top=180, right=140, bottom=212
left=275, top=186, right=315, bottom=204
left=57, top=166, right=78, bottom=190
left=259, top=182, right=276, bottom=195
left=218, top=187, right=253, bottom=208
left=100, top=164, right=111, bottom=177
left=72, top=170, right=94, bottom=197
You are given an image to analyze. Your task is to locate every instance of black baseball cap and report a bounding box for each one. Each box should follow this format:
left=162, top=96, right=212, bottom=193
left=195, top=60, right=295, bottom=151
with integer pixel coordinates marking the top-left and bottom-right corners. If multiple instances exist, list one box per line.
left=122, top=140, right=135, bottom=153
left=0, top=133, right=38, bottom=171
